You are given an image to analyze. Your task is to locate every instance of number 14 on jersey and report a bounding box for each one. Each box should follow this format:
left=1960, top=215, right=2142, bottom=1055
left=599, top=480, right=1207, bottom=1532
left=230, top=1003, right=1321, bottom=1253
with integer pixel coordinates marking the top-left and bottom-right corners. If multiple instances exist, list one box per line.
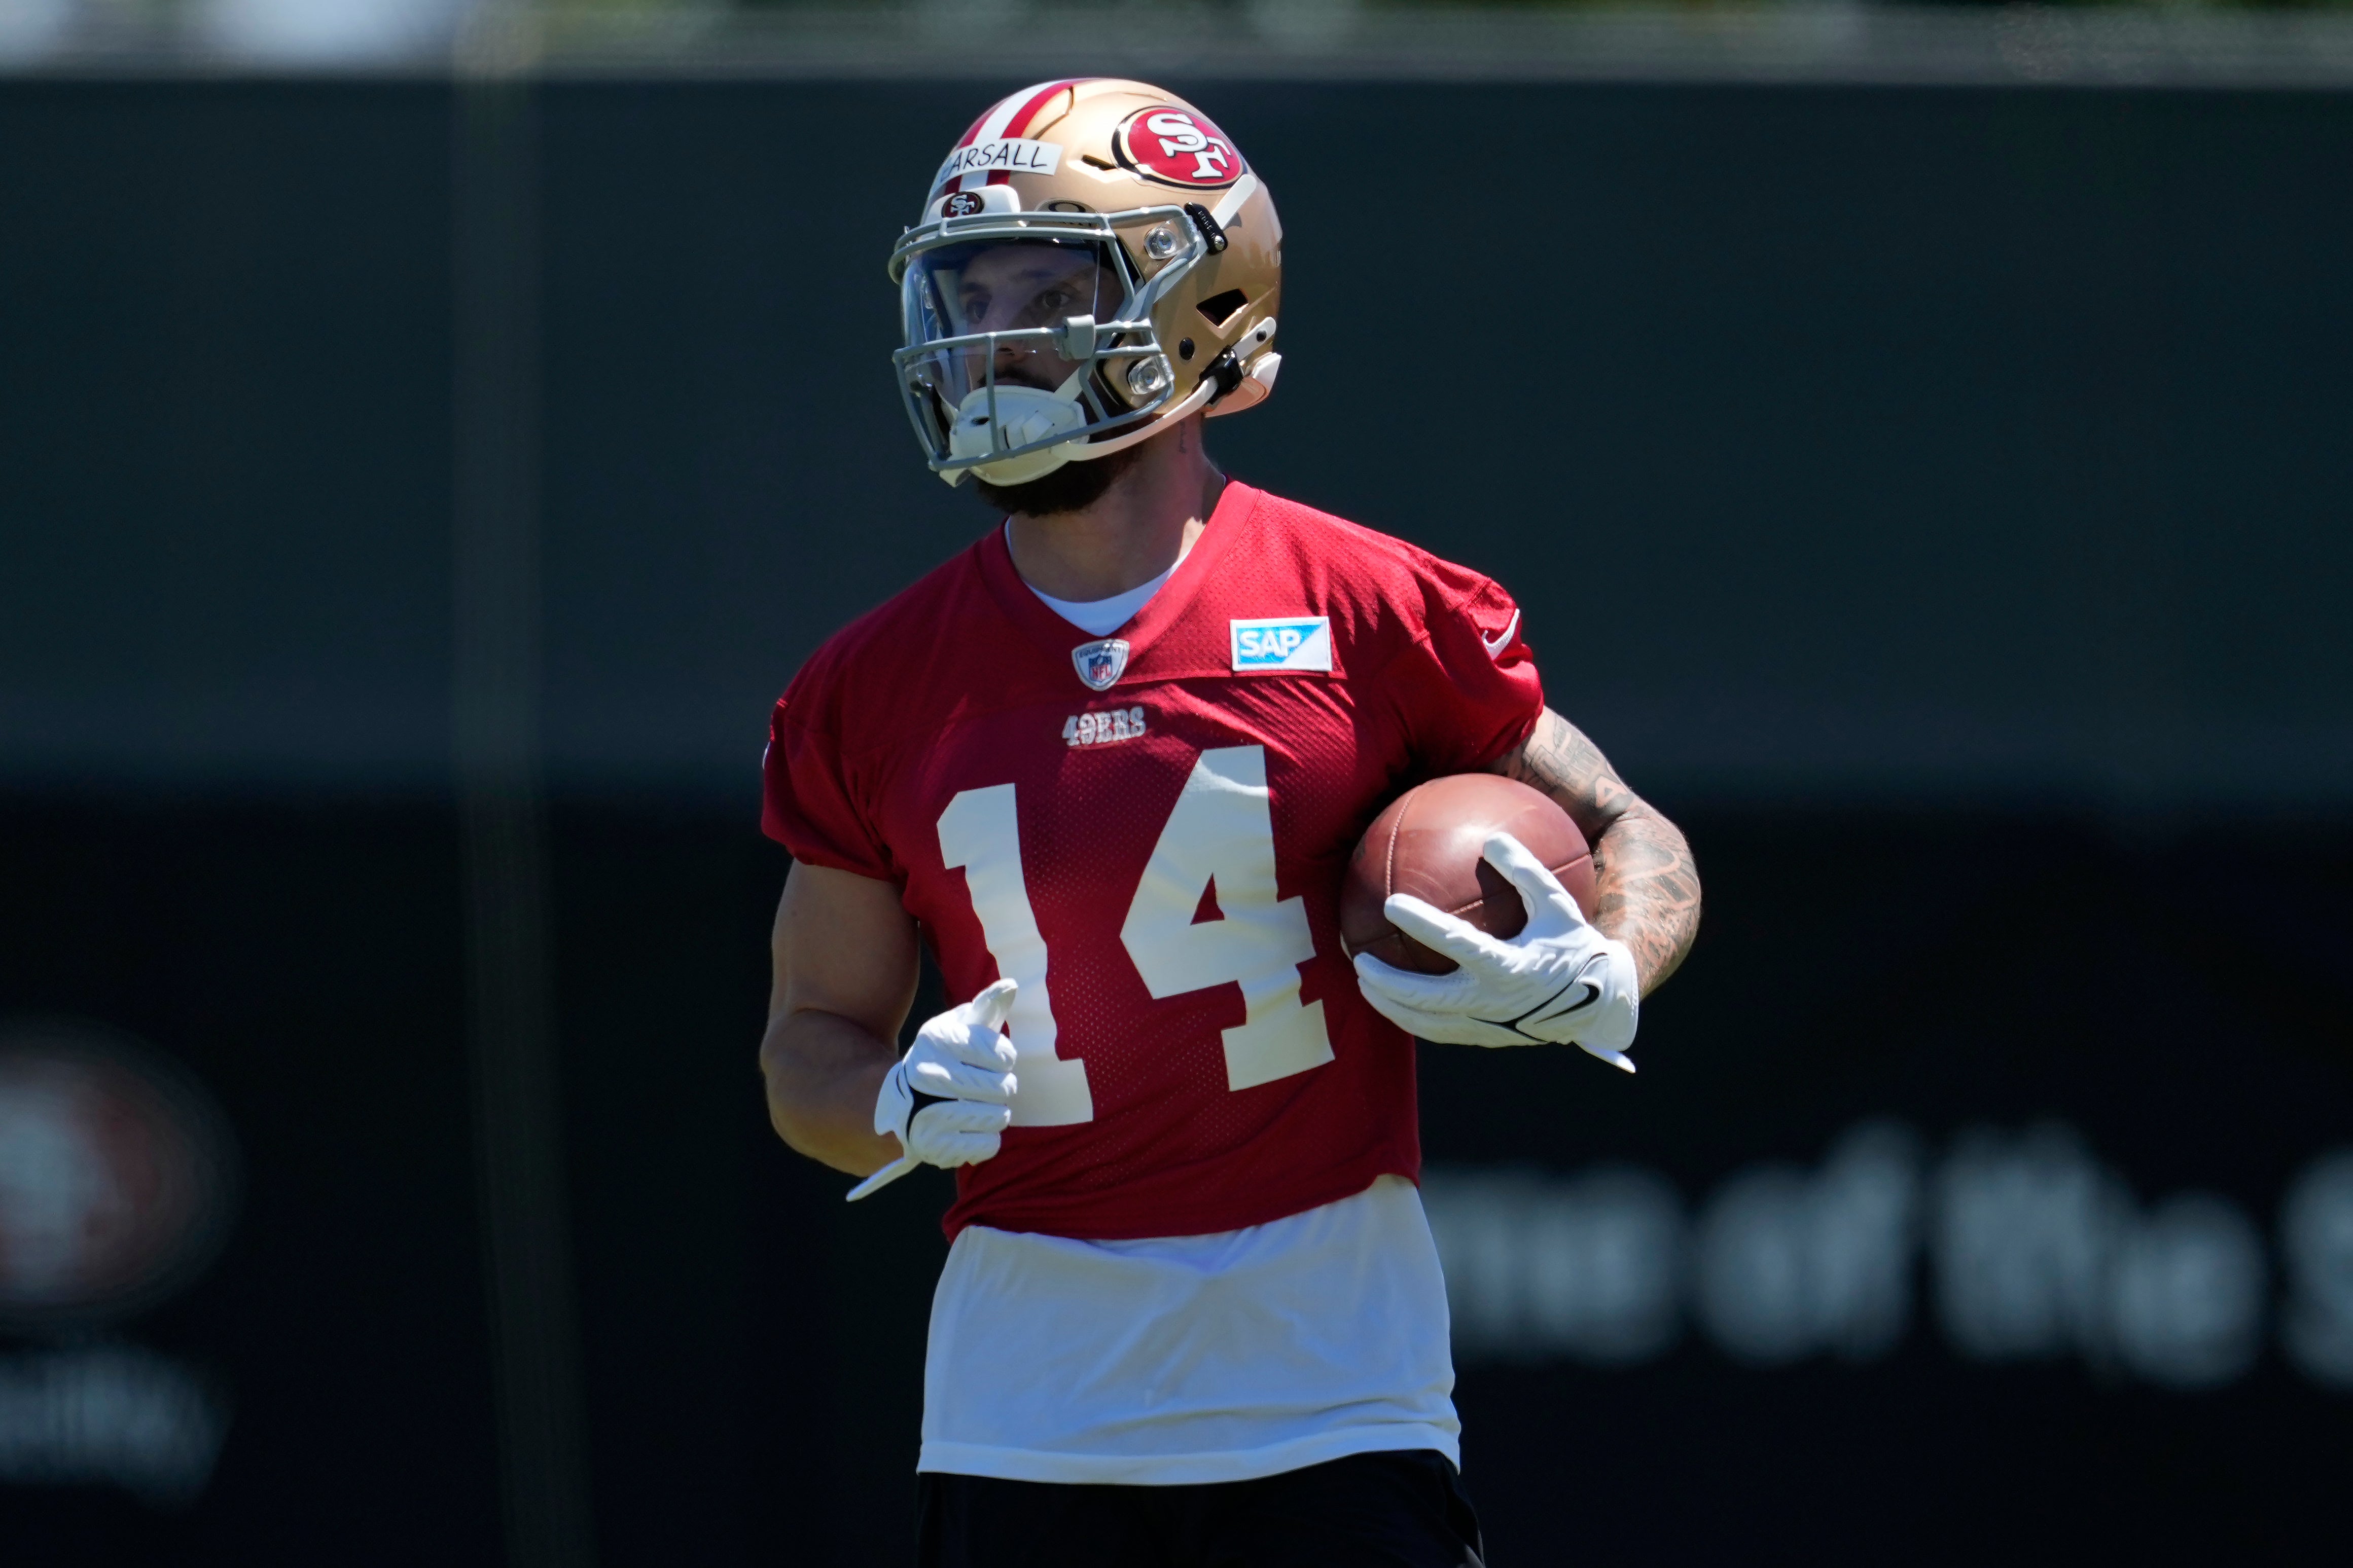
left=937, top=744, right=1334, bottom=1127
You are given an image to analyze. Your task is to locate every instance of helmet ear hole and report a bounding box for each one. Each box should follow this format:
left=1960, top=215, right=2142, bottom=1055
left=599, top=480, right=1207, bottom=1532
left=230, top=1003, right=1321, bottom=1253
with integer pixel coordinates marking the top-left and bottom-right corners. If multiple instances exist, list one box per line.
left=1197, top=288, right=1249, bottom=327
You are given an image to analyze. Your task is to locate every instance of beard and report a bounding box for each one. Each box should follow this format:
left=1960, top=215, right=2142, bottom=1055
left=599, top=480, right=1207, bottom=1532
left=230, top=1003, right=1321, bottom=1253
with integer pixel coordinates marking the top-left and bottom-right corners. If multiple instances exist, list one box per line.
left=971, top=439, right=1148, bottom=518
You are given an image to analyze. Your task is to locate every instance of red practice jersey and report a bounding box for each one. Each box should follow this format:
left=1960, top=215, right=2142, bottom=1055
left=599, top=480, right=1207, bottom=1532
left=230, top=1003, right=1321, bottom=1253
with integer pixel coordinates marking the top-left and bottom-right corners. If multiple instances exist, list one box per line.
left=763, top=482, right=1543, bottom=1241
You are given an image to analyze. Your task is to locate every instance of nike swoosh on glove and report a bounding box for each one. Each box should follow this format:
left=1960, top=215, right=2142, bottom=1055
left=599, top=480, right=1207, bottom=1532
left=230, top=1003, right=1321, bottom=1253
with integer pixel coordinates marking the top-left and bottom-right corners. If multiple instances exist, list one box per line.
left=873, top=977, right=1021, bottom=1168
left=1350, top=832, right=1641, bottom=1072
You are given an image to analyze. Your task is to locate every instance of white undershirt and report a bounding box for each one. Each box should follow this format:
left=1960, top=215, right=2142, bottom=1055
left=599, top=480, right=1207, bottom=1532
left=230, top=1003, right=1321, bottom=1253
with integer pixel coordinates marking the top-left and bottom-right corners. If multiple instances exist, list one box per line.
left=919, top=1176, right=1461, bottom=1485
left=1014, top=521, right=1193, bottom=637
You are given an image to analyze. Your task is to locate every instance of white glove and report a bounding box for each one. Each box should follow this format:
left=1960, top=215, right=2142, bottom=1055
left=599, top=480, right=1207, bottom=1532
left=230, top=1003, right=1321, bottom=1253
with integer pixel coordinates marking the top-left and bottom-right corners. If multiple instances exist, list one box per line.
left=873, top=977, right=1021, bottom=1168
left=1350, top=832, right=1641, bottom=1072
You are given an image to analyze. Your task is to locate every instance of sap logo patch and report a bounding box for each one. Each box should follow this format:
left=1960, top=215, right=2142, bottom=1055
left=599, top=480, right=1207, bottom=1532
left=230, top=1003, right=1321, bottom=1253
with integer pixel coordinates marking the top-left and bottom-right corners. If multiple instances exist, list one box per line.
left=1229, top=617, right=1332, bottom=674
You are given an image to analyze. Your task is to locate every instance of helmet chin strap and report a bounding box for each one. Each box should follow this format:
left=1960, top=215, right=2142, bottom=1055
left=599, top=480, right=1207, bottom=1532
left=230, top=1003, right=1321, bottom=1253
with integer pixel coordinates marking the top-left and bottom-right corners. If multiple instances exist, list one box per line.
left=1054, top=309, right=1278, bottom=464
left=956, top=313, right=1269, bottom=486
left=954, top=373, right=1224, bottom=487
left=1060, top=375, right=1219, bottom=464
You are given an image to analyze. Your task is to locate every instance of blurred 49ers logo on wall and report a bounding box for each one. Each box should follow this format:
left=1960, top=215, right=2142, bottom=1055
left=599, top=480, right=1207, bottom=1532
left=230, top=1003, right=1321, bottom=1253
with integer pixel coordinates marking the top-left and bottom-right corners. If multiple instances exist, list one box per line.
left=1113, top=105, right=1245, bottom=189
left=0, top=1020, right=238, bottom=1504
left=0, top=1022, right=236, bottom=1331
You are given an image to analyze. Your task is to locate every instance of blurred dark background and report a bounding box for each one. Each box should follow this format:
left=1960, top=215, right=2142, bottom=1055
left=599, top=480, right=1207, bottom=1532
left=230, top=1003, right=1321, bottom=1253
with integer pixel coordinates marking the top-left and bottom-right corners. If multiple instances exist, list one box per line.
left=4, top=51, right=2351, bottom=1568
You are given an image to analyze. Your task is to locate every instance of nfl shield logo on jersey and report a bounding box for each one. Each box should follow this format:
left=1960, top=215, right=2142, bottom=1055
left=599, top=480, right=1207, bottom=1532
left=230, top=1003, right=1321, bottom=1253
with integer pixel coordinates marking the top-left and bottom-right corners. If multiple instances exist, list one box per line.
left=1072, top=638, right=1131, bottom=691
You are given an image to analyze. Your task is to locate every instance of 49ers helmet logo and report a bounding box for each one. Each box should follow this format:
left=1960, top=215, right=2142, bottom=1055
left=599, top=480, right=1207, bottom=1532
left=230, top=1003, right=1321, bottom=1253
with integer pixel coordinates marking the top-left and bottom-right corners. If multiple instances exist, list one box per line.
left=1112, top=105, right=1244, bottom=189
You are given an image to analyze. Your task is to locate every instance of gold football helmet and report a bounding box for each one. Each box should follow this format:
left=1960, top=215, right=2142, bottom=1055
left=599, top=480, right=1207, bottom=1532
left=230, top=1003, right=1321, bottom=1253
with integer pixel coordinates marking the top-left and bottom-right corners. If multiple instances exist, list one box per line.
left=890, top=79, right=1284, bottom=487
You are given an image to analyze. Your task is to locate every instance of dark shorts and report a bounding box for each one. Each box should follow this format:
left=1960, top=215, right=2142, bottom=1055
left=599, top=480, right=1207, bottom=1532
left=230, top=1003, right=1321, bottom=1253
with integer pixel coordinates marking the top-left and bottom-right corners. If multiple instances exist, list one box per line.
left=915, top=1448, right=1487, bottom=1568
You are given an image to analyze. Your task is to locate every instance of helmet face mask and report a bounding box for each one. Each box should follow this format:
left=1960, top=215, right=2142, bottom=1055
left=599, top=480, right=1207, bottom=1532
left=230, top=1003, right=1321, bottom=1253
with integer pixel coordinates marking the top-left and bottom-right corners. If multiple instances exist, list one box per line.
left=894, top=213, right=1208, bottom=484
left=887, top=80, right=1285, bottom=488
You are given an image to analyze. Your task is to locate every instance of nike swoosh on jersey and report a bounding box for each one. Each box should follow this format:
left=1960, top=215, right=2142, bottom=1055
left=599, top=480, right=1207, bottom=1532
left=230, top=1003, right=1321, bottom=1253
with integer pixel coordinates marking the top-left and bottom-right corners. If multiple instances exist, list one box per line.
left=1479, top=609, right=1521, bottom=659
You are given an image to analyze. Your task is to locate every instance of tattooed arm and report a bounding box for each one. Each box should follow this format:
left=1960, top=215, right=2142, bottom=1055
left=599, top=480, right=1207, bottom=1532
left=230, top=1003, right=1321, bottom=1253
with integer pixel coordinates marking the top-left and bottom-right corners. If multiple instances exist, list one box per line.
left=1487, top=708, right=1700, bottom=994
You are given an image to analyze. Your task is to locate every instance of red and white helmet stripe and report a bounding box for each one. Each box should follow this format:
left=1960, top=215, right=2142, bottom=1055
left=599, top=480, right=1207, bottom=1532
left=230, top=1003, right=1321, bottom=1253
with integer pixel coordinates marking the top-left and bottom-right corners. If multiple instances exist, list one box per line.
left=937, top=78, right=1089, bottom=198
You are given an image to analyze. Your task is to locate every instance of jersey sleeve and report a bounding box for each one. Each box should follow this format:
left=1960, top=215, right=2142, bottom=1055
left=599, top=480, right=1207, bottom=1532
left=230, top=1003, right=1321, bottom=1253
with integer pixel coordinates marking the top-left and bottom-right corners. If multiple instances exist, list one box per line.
left=760, top=690, right=899, bottom=882
left=1380, top=563, right=1545, bottom=775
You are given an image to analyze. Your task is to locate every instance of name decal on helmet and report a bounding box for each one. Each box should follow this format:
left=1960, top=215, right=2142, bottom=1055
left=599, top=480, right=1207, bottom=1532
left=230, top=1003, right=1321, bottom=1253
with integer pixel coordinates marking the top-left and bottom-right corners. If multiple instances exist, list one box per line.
left=936, top=137, right=1062, bottom=191
left=1113, top=105, right=1244, bottom=190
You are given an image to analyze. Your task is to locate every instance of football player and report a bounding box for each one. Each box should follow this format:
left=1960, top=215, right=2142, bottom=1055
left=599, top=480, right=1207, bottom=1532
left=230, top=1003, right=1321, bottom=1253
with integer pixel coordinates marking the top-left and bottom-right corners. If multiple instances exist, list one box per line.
left=760, top=80, right=1701, bottom=1567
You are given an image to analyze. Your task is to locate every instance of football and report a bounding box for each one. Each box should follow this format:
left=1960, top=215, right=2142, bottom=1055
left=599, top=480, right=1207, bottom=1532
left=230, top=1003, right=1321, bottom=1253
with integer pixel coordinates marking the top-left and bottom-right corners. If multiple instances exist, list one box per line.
left=1340, top=774, right=1597, bottom=975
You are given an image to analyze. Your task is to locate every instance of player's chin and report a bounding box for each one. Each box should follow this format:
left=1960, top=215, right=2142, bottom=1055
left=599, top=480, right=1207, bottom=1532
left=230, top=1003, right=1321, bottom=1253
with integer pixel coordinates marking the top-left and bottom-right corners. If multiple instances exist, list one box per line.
left=972, top=439, right=1145, bottom=518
